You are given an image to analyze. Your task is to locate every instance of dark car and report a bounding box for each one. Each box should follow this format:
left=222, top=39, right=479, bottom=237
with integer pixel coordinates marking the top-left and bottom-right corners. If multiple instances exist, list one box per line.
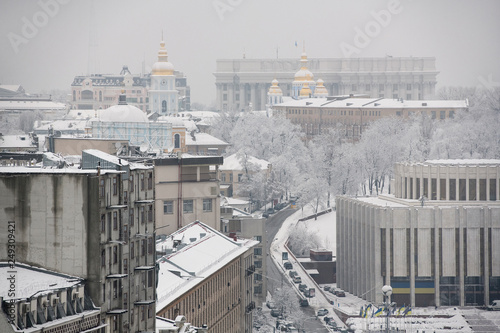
left=284, top=261, right=293, bottom=270
left=289, top=270, right=297, bottom=278
left=317, top=308, right=329, bottom=316
left=299, top=298, right=309, bottom=307
left=324, top=285, right=331, bottom=292
left=298, top=284, right=307, bottom=292
left=336, top=290, right=346, bottom=297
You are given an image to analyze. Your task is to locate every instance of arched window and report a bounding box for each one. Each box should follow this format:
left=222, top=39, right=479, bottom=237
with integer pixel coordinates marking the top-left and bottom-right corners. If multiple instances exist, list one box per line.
left=81, top=90, right=93, bottom=100
left=174, top=134, right=180, bottom=149
left=162, top=100, right=167, bottom=113
left=99, top=91, right=102, bottom=102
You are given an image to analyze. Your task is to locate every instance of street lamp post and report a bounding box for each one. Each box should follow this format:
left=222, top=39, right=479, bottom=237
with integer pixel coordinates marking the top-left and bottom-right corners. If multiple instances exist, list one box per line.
left=382, top=285, right=393, bottom=333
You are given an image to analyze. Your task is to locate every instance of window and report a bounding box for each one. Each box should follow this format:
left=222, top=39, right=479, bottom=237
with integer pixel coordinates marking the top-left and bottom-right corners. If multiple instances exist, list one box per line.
left=131, top=242, right=135, bottom=259
left=113, top=212, right=118, bottom=230
left=163, top=201, right=173, bottom=214
left=113, top=177, right=117, bottom=195
left=254, top=285, right=262, bottom=294
left=101, top=214, right=106, bottom=233
left=131, top=309, right=134, bottom=325
left=141, top=240, right=146, bottom=256
left=183, top=200, right=193, bottom=213
left=148, top=205, right=153, bottom=222
left=130, top=175, right=134, bottom=192
left=238, top=174, right=243, bottom=182
left=221, top=173, right=226, bottom=182
left=140, top=206, right=145, bottom=224
left=254, top=273, right=262, bottom=281
left=393, top=84, right=398, bottom=91
left=148, top=238, right=153, bottom=254
left=254, top=248, right=262, bottom=255
left=113, top=280, right=118, bottom=299
left=162, top=100, right=167, bottom=113
left=223, top=94, right=227, bottom=101
left=124, top=190, right=128, bottom=204
left=490, top=179, right=497, bottom=201
left=254, top=236, right=262, bottom=242
left=123, top=259, right=128, bottom=274
left=431, top=111, right=436, bottom=119
left=148, top=172, right=153, bottom=189
left=449, top=110, right=455, bottom=119
left=99, top=179, right=105, bottom=198
left=440, top=111, right=446, bottom=119
left=407, top=84, right=412, bottom=90
left=379, top=84, right=384, bottom=91
left=129, top=208, right=134, bottom=226
left=255, top=260, right=262, bottom=268
left=123, top=292, right=128, bottom=308
left=174, top=134, right=180, bottom=149
left=229, top=173, right=233, bottom=182
left=351, top=84, right=357, bottom=92
left=469, top=179, right=477, bottom=201
left=148, top=270, right=153, bottom=287
left=113, top=246, right=118, bottom=264
left=203, top=199, right=212, bottom=212
left=101, top=250, right=106, bottom=267
left=140, top=173, right=145, bottom=191
left=102, top=283, right=106, bottom=302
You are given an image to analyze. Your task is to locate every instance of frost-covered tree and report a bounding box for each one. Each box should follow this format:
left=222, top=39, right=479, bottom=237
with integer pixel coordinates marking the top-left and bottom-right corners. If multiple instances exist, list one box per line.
left=208, top=109, right=240, bottom=144
left=287, top=223, right=322, bottom=256
left=273, top=286, right=308, bottom=326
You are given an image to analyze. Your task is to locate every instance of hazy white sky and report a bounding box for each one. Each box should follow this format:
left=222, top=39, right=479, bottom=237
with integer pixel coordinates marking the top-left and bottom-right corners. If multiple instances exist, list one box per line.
left=1, top=0, right=499, bottom=105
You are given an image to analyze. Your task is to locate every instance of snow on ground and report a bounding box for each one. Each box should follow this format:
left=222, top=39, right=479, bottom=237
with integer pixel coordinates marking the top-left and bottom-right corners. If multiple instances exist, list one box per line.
left=271, top=202, right=500, bottom=332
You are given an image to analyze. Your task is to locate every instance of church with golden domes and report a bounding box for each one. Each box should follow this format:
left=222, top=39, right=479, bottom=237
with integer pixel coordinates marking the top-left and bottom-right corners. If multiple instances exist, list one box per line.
left=149, top=39, right=179, bottom=114
left=266, top=48, right=330, bottom=109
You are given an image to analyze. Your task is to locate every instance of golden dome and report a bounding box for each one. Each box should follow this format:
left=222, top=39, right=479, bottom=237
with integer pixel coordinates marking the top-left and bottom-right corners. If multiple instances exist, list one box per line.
left=314, top=79, right=328, bottom=97
left=268, top=79, right=283, bottom=95
left=294, top=51, right=314, bottom=82
left=152, top=40, right=174, bottom=75
left=300, top=81, right=312, bottom=97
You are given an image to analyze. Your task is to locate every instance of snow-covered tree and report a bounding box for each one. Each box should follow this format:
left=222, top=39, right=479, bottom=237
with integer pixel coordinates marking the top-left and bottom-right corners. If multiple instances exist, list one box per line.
left=287, top=223, right=322, bottom=256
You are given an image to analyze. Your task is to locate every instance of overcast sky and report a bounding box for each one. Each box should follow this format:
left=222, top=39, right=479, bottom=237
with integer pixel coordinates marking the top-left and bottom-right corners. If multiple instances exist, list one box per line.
left=1, top=0, right=499, bottom=105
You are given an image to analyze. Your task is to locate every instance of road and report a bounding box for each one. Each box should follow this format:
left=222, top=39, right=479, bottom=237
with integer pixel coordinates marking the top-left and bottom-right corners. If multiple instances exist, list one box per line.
left=265, top=207, right=330, bottom=333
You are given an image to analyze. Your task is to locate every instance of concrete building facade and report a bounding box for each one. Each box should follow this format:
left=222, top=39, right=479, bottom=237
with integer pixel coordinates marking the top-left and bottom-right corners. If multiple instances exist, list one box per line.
left=214, top=56, right=438, bottom=111
left=336, top=160, right=500, bottom=307
left=154, top=156, right=223, bottom=236
left=0, top=149, right=157, bottom=333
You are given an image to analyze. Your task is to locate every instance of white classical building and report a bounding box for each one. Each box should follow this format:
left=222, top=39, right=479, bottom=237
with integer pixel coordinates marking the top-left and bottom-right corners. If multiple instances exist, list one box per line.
left=214, top=55, right=438, bottom=111
left=336, top=160, right=500, bottom=308
left=149, top=40, right=179, bottom=115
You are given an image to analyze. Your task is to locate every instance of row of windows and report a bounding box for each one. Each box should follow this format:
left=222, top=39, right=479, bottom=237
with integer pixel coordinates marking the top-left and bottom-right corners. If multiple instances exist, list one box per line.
left=99, top=173, right=153, bottom=198
left=100, top=238, right=153, bottom=268
left=402, top=177, right=498, bottom=201
left=351, top=83, right=416, bottom=92
left=220, top=173, right=243, bottom=183
left=163, top=199, right=213, bottom=214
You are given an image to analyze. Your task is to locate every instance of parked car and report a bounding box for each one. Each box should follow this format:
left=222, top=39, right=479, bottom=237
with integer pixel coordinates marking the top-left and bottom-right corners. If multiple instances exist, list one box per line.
left=293, top=276, right=302, bottom=283
left=284, top=261, right=293, bottom=270
left=317, top=308, right=329, bottom=316
left=271, top=309, right=282, bottom=317
left=289, top=270, right=297, bottom=278
left=298, top=284, right=307, bottom=292
left=275, top=202, right=287, bottom=210
left=324, top=285, right=331, bottom=292
left=336, top=290, right=346, bottom=297
left=323, top=316, right=334, bottom=323
left=303, top=289, right=311, bottom=297
left=487, top=300, right=500, bottom=311
left=299, top=298, right=309, bottom=307
left=329, top=288, right=337, bottom=295
left=266, top=301, right=276, bottom=309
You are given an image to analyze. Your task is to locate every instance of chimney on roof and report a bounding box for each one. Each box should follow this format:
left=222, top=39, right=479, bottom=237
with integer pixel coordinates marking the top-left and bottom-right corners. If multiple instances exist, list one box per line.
left=118, top=91, right=127, bottom=105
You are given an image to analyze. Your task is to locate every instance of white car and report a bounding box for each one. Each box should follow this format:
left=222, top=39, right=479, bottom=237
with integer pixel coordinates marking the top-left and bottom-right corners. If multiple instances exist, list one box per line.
left=317, top=308, right=329, bottom=316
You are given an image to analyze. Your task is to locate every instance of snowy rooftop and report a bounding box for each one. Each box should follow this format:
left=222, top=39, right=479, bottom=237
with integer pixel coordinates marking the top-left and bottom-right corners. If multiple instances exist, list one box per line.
left=423, top=159, right=500, bottom=166
left=0, top=262, right=82, bottom=300
left=185, top=132, right=228, bottom=146
left=219, top=153, right=270, bottom=171
left=221, top=197, right=250, bottom=206
left=355, top=195, right=409, bottom=208
left=0, top=100, right=66, bottom=110
left=0, top=135, right=37, bottom=148
left=34, top=119, right=88, bottom=131
left=156, top=221, right=258, bottom=311
left=0, top=166, right=98, bottom=174
left=275, top=97, right=468, bottom=109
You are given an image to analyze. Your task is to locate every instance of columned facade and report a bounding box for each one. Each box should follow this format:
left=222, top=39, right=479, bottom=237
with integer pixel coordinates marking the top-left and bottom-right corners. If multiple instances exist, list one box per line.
left=215, top=57, right=438, bottom=111
left=337, top=160, right=500, bottom=308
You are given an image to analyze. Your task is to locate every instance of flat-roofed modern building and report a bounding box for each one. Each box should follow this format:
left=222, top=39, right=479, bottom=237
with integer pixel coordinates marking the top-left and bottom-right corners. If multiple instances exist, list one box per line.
left=336, top=159, right=500, bottom=307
